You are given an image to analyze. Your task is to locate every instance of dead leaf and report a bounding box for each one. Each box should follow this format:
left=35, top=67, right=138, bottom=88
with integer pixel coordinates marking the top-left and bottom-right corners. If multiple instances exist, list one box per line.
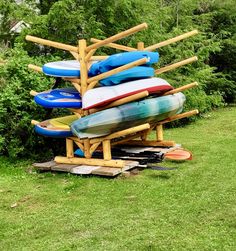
left=10, top=203, right=18, bottom=208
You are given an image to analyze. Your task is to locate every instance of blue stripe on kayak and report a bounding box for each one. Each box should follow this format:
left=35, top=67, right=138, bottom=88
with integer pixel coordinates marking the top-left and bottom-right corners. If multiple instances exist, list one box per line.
left=35, top=125, right=73, bottom=138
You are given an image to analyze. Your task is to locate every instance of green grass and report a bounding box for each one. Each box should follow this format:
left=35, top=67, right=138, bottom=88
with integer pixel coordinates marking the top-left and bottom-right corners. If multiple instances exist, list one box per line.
left=0, top=107, right=236, bottom=251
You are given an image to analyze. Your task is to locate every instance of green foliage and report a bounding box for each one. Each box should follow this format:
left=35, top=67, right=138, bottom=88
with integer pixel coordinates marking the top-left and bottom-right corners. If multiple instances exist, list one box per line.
left=0, top=45, right=68, bottom=157
left=1, top=0, right=235, bottom=157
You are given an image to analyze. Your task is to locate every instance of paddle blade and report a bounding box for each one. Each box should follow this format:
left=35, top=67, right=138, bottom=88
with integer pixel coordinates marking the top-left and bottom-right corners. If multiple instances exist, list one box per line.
left=164, top=149, right=192, bottom=161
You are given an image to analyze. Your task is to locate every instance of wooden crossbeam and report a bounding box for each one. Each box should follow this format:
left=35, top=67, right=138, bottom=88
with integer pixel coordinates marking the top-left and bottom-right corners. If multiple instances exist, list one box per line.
left=158, top=110, right=199, bottom=125
left=90, top=123, right=151, bottom=144
left=90, top=38, right=137, bottom=52
left=55, top=156, right=125, bottom=168
left=26, top=35, right=78, bottom=53
left=145, top=30, right=199, bottom=51
left=86, top=23, right=148, bottom=52
left=163, top=82, right=198, bottom=96
left=155, top=56, right=198, bottom=75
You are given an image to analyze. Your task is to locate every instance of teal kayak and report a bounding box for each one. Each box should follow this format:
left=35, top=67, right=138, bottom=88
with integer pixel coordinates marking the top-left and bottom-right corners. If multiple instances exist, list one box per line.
left=71, top=93, right=186, bottom=139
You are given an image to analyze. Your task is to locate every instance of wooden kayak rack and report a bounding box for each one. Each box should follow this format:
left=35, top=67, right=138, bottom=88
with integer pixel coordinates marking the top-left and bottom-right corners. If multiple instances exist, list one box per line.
left=27, top=23, right=199, bottom=169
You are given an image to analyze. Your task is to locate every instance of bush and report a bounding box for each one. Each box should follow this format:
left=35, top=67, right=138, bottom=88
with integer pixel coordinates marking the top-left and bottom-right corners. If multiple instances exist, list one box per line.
left=0, top=45, right=69, bottom=158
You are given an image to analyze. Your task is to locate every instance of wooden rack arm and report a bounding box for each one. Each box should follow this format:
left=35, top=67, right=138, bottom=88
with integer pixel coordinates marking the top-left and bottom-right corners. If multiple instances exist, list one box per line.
left=30, top=90, right=38, bottom=96
left=86, top=23, right=148, bottom=52
left=163, top=82, right=198, bottom=96
left=85, top=49, right=97, bottom=62
left=155, top=56, right=198, bottom=75
left=25, top=35, right=79, bottom=53
left=145, top=30, right=199, bottom=51
left=89, top=91, right=149, bottom=114
left=90, top=123, right=151, bottom=144
left=91, top=55, right=109, bottom=60
left=31, top=120, right=40, bottom=125
left=87, top=57, right=149, bottom=84
left=90, top=38, right=137, bottom=52
left=158, top=109, right=199, bottom=125
left=28, top=64, right=43, bottom=73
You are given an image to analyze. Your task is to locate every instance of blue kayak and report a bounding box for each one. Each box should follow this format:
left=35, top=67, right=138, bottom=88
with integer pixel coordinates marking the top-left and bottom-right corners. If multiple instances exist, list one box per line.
left=34, top=115, right=77, bottom=138
left=34, top=88, right=82, bottom=108
left=90, top=51, right=159, bottom=75
left=100, top=66, right=154, bottom=86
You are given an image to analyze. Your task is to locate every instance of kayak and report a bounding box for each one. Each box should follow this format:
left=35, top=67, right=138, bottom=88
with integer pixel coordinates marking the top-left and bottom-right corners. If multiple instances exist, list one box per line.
left=71, top=93, right=186, bottom=139
left=89, top=51, right=159, bottom=75
left=99, top=66, right=154, bottom=86
left=83, top=77, right=173, bottom=110
left=34, top=115, right=77, bottom=138
left=34, top=88, right=82, bottom=108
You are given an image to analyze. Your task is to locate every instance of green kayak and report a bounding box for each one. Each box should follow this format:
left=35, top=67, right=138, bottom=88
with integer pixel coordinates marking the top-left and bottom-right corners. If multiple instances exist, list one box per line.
left=71, top=93, right=186, bottom=139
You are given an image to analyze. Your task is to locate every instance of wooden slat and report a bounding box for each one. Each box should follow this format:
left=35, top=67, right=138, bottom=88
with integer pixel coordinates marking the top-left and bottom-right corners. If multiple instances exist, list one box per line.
left=86, top=23, right=148, bottom=52
left=90, top=38, right=137, bottom=52
left=155, top=56, right=198, bottom=75
left=26, top=35, right=78, bottom=53
left=145, top=30, right=199, bottom=51
left=156, top=124, right=163, bottom=141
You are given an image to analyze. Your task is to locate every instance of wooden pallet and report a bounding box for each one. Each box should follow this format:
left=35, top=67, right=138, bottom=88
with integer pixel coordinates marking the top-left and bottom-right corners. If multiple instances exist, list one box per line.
left=33, top=160, right=139, bottom=177
left=32, top=145, right=180, bottom=177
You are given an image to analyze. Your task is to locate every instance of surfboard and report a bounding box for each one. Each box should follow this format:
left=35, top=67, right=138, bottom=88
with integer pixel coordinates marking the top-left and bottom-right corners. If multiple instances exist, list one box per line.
left=71, top=93, right=186, bottom=139
left=34, top=88, right=82, bottom=108
left=34, top=115, right=77, bottom=138
left=82, top=77, right=173, bottom=110
left=90, top=51, right=159, bottom=75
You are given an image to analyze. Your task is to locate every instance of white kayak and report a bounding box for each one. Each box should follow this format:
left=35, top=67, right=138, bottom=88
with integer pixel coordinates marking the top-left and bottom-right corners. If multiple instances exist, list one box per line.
left=82, top=77, right=173, bottom=110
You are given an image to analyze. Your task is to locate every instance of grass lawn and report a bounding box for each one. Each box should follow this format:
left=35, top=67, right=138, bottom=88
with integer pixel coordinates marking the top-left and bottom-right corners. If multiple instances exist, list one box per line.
left=0, top=107, right=236, bottom=251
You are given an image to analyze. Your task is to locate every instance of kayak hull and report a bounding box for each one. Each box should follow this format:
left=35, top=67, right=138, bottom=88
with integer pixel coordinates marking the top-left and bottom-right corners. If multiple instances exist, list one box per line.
left=72, top=93, right=186, bottom=139
left=34, top=115, right=77, bottom=138
left=82, top=77, right=173, bottom=110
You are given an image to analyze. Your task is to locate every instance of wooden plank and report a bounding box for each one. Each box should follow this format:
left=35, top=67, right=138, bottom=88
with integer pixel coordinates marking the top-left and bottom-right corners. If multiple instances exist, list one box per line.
left=33, top=160, right=57, bottom=171
left=91, top=161, right=138, bottom=176
left=70, top=165, right=101, bottom=175
left=51, top=164, right=77, bottom=172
